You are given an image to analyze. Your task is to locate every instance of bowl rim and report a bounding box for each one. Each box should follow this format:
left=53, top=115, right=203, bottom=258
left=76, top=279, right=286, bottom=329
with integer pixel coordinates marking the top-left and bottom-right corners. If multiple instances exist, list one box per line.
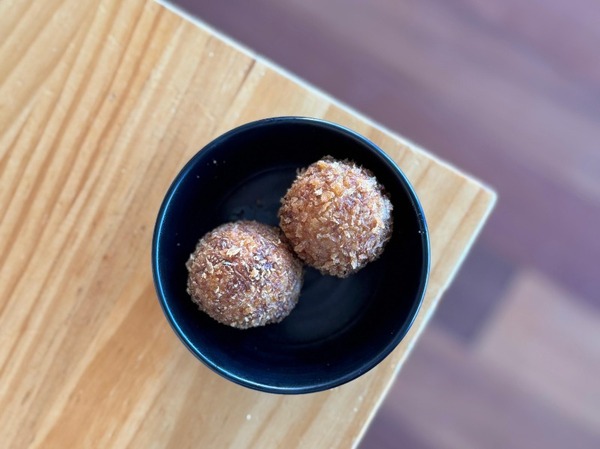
left=152, top=116, right=430, bottom=394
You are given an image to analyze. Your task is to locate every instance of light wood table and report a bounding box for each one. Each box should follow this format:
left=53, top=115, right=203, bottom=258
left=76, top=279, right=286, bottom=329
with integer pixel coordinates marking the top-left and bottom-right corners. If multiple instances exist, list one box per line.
left=0, top=1, right=495, bottom=447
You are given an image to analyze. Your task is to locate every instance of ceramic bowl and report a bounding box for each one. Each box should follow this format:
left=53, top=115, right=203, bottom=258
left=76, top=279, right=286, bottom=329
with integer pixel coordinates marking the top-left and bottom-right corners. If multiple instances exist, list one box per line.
left=152, top=117, right=429, bottom=394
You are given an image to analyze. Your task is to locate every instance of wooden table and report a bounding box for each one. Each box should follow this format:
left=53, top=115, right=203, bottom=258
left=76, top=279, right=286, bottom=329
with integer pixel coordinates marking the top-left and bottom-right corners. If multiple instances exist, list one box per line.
left=0, top=1, right=495, bottom=447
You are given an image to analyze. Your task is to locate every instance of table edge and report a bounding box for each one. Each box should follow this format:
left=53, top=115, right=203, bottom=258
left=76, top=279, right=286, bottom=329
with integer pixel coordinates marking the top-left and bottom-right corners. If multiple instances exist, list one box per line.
left=155, top=0, right=496, bottom=198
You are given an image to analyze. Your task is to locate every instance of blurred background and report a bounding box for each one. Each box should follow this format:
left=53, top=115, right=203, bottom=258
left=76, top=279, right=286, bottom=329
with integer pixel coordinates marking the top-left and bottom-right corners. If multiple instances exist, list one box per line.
left=171, top=1, right=599, bottom=447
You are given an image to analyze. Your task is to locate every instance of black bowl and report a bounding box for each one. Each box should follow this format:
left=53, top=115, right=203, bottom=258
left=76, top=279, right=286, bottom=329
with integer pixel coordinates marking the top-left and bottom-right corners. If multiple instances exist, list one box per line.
left=152, top=117, right=429, bottom=394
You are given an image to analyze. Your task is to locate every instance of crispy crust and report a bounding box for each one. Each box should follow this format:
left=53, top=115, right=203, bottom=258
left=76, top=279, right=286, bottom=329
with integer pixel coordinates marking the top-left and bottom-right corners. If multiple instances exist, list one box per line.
left=186, top=221, right=303, bottom=328
left=278, top=157, right=393, bottom=277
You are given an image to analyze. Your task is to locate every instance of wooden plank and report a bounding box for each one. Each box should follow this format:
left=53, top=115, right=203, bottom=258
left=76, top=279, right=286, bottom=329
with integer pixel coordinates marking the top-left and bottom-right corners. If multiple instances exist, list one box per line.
left=475, top=271, right=600, bottom=433
left=0, top=0, right=495, bottom=447
left=366, top=325, right=599, bottom=449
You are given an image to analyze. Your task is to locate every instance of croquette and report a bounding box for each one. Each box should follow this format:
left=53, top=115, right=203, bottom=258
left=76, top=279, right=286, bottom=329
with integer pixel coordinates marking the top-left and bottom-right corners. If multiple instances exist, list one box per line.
left=278, top=157, right=393, bottom=277
left=186, top=221, right=303, bottom=329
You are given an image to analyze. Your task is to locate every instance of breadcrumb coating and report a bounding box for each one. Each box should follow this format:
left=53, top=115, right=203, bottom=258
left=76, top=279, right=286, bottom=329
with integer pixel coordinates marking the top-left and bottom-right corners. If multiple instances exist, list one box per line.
left=278, top=157, right=393, bottom=277
left=186, top=221, right=303, bottom=329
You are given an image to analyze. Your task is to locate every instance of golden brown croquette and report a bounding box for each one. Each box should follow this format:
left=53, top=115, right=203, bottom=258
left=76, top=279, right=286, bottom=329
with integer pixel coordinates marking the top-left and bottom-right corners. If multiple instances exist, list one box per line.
left=279, top=157, right=393, bottom=277
left=186, top=221, right=303, bottom=328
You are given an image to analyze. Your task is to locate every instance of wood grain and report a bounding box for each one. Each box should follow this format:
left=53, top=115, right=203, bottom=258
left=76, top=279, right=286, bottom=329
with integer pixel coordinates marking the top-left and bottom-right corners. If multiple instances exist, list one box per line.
left=0, top=0, right=494, bottom=447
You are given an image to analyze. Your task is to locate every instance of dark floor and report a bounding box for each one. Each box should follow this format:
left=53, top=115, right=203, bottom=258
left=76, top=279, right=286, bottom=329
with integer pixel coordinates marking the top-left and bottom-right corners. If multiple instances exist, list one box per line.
left=171, top=1, right=600, bottom=447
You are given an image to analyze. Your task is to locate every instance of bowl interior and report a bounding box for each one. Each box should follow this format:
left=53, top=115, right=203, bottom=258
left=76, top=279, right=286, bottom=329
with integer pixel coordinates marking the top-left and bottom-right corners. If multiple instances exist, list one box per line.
left=153, top=117, right=429, bottom=393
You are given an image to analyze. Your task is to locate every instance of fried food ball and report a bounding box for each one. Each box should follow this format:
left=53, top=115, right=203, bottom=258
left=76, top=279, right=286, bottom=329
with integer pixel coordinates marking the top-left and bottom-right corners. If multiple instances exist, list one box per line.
left=186, top=221, right=303, bottom=329
left=279, top=157, right=393, bottom=277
